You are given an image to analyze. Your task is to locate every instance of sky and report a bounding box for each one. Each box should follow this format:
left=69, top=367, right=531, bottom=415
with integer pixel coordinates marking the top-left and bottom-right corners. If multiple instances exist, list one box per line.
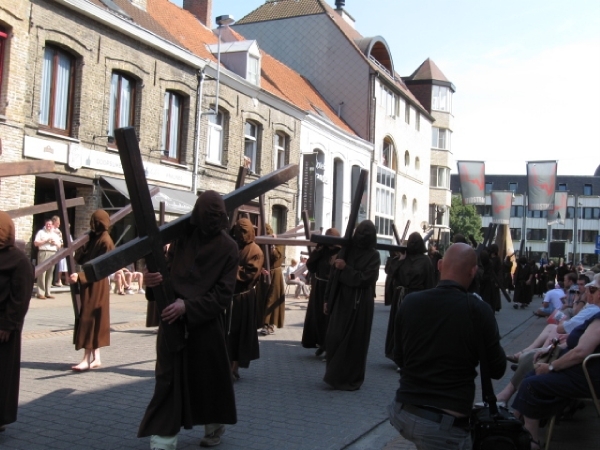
left=172, top=0, right=600, bottom=176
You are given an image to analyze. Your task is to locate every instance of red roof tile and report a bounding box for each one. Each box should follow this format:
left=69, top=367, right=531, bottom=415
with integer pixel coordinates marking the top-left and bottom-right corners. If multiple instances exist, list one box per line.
left=407, top=58, right=450, bottom=83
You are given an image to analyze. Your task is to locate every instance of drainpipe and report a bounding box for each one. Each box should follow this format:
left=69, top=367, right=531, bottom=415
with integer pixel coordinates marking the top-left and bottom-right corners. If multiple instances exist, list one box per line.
left=192, top=69, right=205, bottom=193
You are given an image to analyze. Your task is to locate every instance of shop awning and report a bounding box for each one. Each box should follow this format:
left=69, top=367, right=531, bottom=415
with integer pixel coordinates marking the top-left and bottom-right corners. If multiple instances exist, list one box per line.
left=100, top=176, right=198, bottom=215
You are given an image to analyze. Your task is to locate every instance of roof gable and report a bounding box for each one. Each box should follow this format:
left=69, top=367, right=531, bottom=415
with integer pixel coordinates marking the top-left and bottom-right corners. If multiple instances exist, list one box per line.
left=408, top=58, right=450, bottom=83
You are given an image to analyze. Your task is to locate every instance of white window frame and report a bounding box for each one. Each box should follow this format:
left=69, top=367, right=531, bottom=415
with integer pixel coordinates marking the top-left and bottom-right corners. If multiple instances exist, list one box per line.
left=247, top=55, right=260, bottom=85
left=274, top=132, right=288, bottom=169
left=432, top=85, right=452, bottom=112
left=375, top=166, right=395, bottom=238
left=108, top=72, right=135, bottom=138
left=430, top=166, right=450, bottom=189
left=244, top=121, right=259, bottom=173
left=432, top=127, right=450, bottom=150
left=206, top=111, right=224, bottom=164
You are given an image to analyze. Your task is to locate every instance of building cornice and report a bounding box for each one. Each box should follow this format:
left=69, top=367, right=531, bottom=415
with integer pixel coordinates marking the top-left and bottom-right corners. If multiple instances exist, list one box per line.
left=52, top=0, right=208, bottom=69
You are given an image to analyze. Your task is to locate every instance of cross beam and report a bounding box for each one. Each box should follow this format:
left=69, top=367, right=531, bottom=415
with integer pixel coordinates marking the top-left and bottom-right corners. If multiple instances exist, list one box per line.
left=0, top=160, right=54, bottom=177
left=6, top=197, right=85, bottom=219
left=81, top=127, right=298, bottom=351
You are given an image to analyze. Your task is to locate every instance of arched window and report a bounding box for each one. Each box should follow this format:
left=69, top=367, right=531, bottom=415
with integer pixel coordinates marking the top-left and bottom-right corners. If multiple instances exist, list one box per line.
left=415, top=157, right=420, bottom=171
left=382, top=137, right=397, bottom=170
left=274, top=131, right=289, bottom=169
left=108, top=71, right=136, bottom=138
left=412, top=199, right=418, bottom=215
left=0, top=26, right=8, bottom=107
left=39, top=44, right=76, bottom=136
left=271, top=205, right=287, bottom=234
left=404, top=150, right=410, bottom=167
left=332, top=158, right=344, bottom=230
left=161, top=91, right=186, bottom=162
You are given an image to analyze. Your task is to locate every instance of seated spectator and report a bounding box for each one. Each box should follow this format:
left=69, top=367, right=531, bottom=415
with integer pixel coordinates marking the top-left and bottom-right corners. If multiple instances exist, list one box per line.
left=123, top=263, right=145, bottom=294
left=284, top=257, right=309, bottom=298
left=507, top=282, right=598, bottom=363
left=510, top=275, right=600, bottom=449
left=533, top=281, right=564, bottom=317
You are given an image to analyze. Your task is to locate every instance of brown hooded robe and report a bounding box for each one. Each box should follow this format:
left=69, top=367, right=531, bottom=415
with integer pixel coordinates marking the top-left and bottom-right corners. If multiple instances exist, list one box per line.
left=261, top=224, right=285, bottom=328
left=73, top=210, right=114, bottom=350
left=138, top=191, right=238, bottom=437
left=228, top=218, right=263, bottom=368
left=0, top=212, right=34, bottom=426
left=323, top=220, right=380, bottom=391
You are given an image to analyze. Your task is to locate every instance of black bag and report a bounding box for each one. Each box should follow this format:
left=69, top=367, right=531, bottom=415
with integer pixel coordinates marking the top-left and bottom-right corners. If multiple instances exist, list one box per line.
left=471, top=404, right=531, bottom=450
left=469, top=295, right=532, bottom=450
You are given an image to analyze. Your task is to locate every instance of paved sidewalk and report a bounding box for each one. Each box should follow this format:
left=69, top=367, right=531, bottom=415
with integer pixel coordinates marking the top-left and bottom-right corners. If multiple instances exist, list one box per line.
left=1, top=288, right=598, bottom=449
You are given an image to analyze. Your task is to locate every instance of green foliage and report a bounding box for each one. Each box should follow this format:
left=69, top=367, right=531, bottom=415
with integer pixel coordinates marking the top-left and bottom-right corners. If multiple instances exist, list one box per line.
left=449, top=195, right=483, bottom=243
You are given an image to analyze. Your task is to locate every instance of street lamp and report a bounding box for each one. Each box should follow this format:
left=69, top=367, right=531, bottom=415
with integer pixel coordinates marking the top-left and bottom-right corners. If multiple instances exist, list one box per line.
left=213, top=15, right=235, bottom=116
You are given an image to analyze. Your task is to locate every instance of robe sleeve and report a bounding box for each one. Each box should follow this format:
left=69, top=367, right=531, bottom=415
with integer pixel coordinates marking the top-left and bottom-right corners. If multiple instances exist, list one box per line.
left=0, top=254, right=34, bottom=331
left=338, top=250, right=380, bottom=288
left=306, top=247, right=325, bottom=273
left=184, top=249, right=238, bottom=328
left=76, top=236, right=114, bottom=285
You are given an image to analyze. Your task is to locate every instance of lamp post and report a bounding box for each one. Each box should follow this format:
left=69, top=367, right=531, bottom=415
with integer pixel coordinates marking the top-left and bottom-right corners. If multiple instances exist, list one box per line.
left=214, top=15, right=235, bottom=116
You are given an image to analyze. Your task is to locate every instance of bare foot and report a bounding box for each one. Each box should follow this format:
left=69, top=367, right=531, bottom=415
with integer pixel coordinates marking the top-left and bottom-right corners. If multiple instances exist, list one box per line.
left=90, top=361, right=102, bottom=369
left=71, top=362, right=90, bottom=372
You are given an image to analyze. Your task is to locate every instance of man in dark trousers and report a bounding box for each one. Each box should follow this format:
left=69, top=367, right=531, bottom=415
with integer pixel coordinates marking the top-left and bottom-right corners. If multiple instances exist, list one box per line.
left=0, top=212, right=35, bottom=432
left=138, top=191, right=238, bottom=449
left=388, top=242, right=506, bottom=449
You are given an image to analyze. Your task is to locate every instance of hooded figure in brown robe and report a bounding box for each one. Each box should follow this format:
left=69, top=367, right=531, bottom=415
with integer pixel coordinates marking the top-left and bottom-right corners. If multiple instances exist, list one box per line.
left=323, top=220, right=380, bottom=391
left=228, top=218, right=263, bottom=378
left=384, top=232, right=434, bottom=359
left=259, top=223, right=285, bottom=334
left=71, top=209, right=115, bottom=371
left=138, top=190, right=238, bottom=446
left=302, top=227, right=340, bottom=353
left=0, top=212, right=34, bottom=429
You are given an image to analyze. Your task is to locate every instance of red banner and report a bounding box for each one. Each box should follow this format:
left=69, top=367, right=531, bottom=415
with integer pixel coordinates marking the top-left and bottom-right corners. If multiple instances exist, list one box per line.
left=457, top=161, right=485, bottom=205
left=491, top=191, right=513, bottom=225
left=527, top=161, right=557, bottom=210
left=548, top=191, right=568, bottom=225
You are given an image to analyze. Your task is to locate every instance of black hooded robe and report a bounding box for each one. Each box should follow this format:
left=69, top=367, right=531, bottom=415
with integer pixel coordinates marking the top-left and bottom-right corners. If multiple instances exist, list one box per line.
left=323, top=221, right=380, bottom=391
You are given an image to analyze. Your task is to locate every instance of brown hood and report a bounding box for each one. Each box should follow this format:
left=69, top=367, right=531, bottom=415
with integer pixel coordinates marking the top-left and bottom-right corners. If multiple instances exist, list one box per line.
left=406, top=231, right=426, bottom=255
left=190, top=190, right=228, bottom=237
left=0, top=211, right=15, bottom=250
left=265, top=223, right=274, bottom=235
left=233, top=218, right=256, bottom=246
left=90, top=209, right=110, bottom=234
left=352, top=220, right=377, bottom=249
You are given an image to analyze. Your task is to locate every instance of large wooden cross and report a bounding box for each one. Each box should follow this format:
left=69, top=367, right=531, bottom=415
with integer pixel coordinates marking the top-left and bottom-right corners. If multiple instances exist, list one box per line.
left=0, top=160, right=54, bottom=178
left=82, top=127, right=298, bottom=352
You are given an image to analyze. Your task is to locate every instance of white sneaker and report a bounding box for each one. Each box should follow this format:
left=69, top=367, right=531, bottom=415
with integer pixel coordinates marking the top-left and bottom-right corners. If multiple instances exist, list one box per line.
left=138, top=289, right=145, bottom=294
left=125, top=289, right=135, bottom=295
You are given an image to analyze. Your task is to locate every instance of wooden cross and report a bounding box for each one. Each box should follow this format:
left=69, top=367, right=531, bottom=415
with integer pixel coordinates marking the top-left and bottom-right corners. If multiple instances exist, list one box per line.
left=53, top=178, right=81, bottom=334
left=228, top=166, right=248, bottom=228
left=301, top=210, right=314, bottom=254
left=82, top=127, right=298, bottom=352
left=6, top=197, right=85, bottom=219
left=34, top=187, right=159, bottom=278
left=258, top=194, right=271, bottom=285
left=0, top=160, right=54, bottom=177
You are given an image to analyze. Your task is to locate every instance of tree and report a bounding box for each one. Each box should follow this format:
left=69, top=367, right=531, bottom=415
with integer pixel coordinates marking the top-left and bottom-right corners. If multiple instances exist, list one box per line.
left=449, top=195, right=483, bottom=243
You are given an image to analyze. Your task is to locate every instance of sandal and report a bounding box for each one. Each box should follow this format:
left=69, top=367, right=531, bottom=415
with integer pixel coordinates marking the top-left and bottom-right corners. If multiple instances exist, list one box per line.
left=506, top=353, right=520, bottom=363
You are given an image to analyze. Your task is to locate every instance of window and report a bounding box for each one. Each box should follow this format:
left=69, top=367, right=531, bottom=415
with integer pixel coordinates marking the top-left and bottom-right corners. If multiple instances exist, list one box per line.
left=382, top=138, right=396, bottom=169
left=405, top=103, right=411, bottom=124
left=380, top=86, right=397, bottom=118
left=584, top=184, right=592, bottom=195
left=429, top=205, right=446, bottom=225
left=431, top=127, right=450, bottom=149
left=510, top=205, right=524, bottom=217
left=412, top=199, right=418, bottom=215
left=582, top=207, right=600, bottom=219
left=415, top=112, right=420, bottom=131
left=475, top=205, right=492, bottom=216
left=582, top=230, right=596, bottom=243
left=108, top=72, right=136, bottom=138
left=567, top=207, right=575, bottom=219
left=404, top=150, right=410, bottom=167
left=430, top=166, right=450, bottom=189
left=161, top=91, right=183, bottom=161
left=39, top=45, right=75, bottom=135
left=415, top=157, right=420, bottom=171
left=432, top=85, right=452, bottom=112
left=558, top=183, right=567, bottom=191
left=271, top=205, right=287, bottom=234
left=375, top=166, right=395, bottom=237
left=402, top=195, right=407, bottom=212
left=526, top=228, right=547, bottom=241
left=552, top=229, right=572, bottom=241
left=510, top=228, right=522, bottom=241
left=508, top=182, right=518, bottom=193
left=206, top=111, right=224, bottom=164
left=485, top=182, right=493, bottom=195
left=247, top=55, right=260, bottom=85
left=0, top=26, right=7, bottom=100
left=274, top=132, right=288, bottom=169
left=527, top=210, right=548, bottom=218
left=244, top=121, right=260, bottom=173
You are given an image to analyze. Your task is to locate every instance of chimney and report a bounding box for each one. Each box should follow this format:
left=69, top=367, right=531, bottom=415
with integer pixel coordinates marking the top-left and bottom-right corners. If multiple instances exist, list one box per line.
left=334, top=0, right=355, bottom=27
left=335, top=0, right=346, bottom=9
left=183, top=0, right=213, bottom=28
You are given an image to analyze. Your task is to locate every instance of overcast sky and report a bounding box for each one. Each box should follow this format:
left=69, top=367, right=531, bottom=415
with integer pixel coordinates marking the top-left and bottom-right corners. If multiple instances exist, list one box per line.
left=173, top=0, right=600, bottom=176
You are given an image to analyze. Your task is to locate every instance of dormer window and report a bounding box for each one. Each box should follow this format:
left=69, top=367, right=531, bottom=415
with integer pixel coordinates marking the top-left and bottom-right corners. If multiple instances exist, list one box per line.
left=432, top=85, right=452, bottom=112
left=207, top=39, right=261, bottom=86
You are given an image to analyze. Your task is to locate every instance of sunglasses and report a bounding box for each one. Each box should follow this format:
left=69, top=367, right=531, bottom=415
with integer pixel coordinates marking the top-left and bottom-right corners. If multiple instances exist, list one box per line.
left=589, top=286, right=599, bottom=294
